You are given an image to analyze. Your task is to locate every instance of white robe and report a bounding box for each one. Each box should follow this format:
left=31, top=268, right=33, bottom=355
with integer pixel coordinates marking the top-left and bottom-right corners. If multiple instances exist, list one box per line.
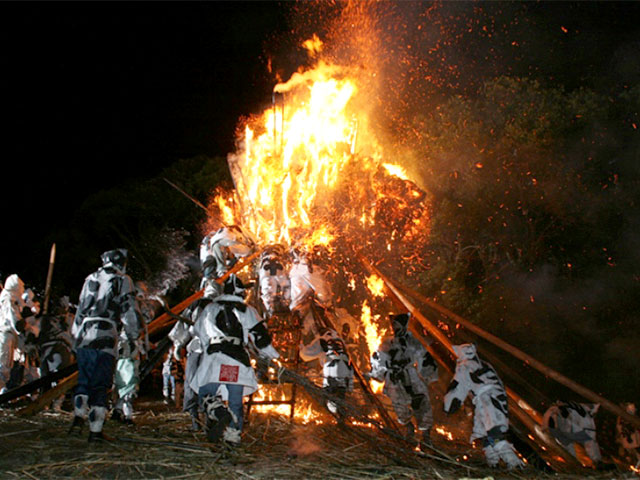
left=0, top=275, right=25, bottom=388
left=190, top=294, right=278, bottom=397
left=289, top=256, right=332, bottom=311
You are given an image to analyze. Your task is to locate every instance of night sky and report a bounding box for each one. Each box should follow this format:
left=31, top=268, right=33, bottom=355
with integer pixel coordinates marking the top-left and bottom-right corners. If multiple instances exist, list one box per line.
left=2, top=1, right=640, bottom=285
left=2, top=2, right=290, bottom=282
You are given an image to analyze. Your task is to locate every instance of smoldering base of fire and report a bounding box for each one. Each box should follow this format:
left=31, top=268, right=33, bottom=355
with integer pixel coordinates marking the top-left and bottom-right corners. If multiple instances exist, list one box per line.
left=253, top=356, right=464, bottom=470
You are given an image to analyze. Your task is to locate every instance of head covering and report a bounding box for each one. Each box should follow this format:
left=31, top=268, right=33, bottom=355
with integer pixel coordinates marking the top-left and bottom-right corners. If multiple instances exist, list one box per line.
left=4, top=274, right=25, bottom=297
left=623, top=402, right=637, bottom=415
left=390, top=313, right=410, bottom=337
left=453, top=343, right=478, bottom=360
left=101, top=249, right=128, bottom=273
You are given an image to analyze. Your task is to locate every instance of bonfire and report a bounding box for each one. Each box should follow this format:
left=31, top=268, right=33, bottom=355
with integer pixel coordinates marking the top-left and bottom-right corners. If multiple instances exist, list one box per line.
left=1, top=6, right=639, bottom=479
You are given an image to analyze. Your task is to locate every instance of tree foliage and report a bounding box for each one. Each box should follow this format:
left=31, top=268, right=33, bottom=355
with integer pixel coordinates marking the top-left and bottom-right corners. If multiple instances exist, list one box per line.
left=39, top=155, right=231, bottom=303
left=411, top=76, right=640, bottom=399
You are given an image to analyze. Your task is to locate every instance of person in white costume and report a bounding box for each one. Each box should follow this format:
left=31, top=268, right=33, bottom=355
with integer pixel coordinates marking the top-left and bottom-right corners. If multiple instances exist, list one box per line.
left=369, top=313, right=438, bottom=448
left=189, top=274, right=279, bottom=444
left=543, top=401, right=602, bottom=466
left=300, top=327, right=353, bottom=416
left=444, top=343, right=524, bottom=469
left=0, top=275, right=38, bottom=392
left=199, top=226, right=253, bottom=283
left=257, top=245, right=290, bottom=317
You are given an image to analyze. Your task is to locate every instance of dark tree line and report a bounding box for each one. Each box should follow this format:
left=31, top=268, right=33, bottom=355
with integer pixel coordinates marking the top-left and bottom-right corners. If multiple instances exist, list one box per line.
left=27, top=155, right=232, bottom=307
left=411, top=77, right=640, bottom=401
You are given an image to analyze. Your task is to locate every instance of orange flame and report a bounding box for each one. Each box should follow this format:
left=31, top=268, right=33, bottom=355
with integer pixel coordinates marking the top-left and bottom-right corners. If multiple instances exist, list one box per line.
left=302, top=34, right=323, bottom=57
left=251, top=385, right=324, bottom=425
left=221, top=52, right=412, bottom=251
left=214, top=192, right=237, bottom=227
left=360, top=300, right=385, bottom=355
left=434, top=425, right=454, bottom=441
left=227, top=61, right=368, bottom=246
left=382, top=163, right=408, bottom=180
left=366, top=274, right=385, bottom=297
left=206, top=37, right=432, bottom=418
left=361, top=300, right=386, bottom=394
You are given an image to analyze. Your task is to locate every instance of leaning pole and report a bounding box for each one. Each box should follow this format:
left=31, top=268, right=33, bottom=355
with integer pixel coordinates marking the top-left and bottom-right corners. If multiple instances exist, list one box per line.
left=17, top=249, right=263, bottom=416
left=357, top=253, right=583, bottom=472
left=391, top=277, right=640, bottom=432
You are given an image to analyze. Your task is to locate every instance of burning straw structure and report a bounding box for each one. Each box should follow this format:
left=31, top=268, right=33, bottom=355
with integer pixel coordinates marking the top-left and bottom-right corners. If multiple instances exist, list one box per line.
left=196, top=41, right=639, bottom=474
left=3, top=12, right=639, bottom=477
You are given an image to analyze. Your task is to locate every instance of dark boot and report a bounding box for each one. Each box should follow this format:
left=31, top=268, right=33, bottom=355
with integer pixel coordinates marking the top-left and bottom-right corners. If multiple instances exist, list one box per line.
left=191, top=415, right=201, bottom=432
left=88, top=431, right=113, bottom=443
left=121, top=417, right=135, bottom=426
left=68, top=416, right=84, bottom=435
left=203, top=395, right=233, bottom=443
left=206, top=408, right=232, bottom=443
left=111, top=409, right=123, bottom=423
left=419, top=429, right=432, bottom=451
left=404, top=422, right=415, bottom=439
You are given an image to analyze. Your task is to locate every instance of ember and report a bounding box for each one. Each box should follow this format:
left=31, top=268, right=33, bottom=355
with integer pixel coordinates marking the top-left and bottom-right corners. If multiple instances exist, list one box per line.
left=434, top=425, right=454, bottom=441
left=203, top=35, right=434, bottom=423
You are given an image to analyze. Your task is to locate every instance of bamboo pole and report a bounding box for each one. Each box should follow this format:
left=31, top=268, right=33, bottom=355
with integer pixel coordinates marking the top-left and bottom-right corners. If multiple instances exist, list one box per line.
left=396, top=281, right=640, bottom=431
left=18, top=372, right=78, bottom=417
left=163, top=178, right=209, bottom=212
left=42, top=243, right=56, bottom=315
left=147, top=290, right=204, bottom=336
left=0, top=364, right=77, bottom=404
left=147, top=249, right=263, bottom=336
left=357, top=254, right=582, bottom=471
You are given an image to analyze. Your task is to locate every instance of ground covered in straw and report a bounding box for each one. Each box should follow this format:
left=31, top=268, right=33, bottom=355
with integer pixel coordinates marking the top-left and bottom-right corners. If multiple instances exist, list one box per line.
left=0, top=394, right=637, bottom=480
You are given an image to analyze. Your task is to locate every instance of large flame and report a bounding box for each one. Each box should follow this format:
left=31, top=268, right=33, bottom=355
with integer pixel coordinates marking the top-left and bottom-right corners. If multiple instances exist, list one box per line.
left=365, top=274, right=385, bottom=297
left=209, top=36, right=431, bottom=418
left=360, top=300, right=385, bottom=356
left=361, top=300, right=386, bottom=394
left=222, top=51, right=421, bottom=249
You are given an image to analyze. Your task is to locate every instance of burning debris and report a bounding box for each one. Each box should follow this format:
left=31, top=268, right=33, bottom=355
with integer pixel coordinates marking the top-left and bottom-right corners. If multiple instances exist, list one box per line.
left=2, top=4, right=640, bottom=478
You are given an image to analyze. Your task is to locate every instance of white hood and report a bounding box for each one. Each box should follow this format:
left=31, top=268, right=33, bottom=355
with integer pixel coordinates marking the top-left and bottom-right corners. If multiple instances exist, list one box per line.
left=453, top=343, right=478, bottom=360
left=4, top=274, right=25, bottom=298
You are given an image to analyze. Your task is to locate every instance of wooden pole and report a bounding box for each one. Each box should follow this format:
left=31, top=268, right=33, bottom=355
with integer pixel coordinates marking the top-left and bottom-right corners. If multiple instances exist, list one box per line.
left=147, top=249, right=263, bottom=336
left=357, top=254, right=582, bottom=471
left=396, top=281, right=640, bottom=431
left=0, top=364, right=77, bottom=404
left=18, top=372, right=78, bottom=417
left=147, top=290, right=204, bottom=336
left=42, top=243, right=56, bottom=315
left=163, top=178, right=209, bottom=212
